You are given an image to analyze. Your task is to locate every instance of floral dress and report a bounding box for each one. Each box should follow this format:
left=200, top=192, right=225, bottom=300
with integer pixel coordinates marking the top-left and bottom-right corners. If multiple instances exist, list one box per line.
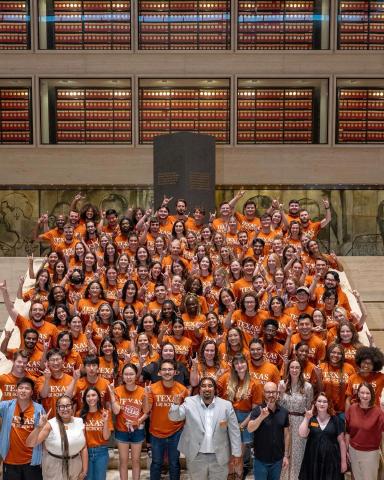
left=279, top=381, right=313, bottom=480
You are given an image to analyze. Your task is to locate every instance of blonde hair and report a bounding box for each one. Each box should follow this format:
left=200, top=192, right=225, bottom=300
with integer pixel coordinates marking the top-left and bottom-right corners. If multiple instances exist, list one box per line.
left=226, top=354, right=251, bottom=402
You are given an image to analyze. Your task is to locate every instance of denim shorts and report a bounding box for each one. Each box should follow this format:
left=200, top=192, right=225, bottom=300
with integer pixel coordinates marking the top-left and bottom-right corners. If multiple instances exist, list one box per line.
left=115, top=428, right=145, bottom=444
left=235, top=409, right=253, bottom=444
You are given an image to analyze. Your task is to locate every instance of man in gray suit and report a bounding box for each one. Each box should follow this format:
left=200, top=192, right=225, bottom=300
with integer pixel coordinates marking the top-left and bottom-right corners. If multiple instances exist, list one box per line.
left=168, top=376, right=242, bottom=480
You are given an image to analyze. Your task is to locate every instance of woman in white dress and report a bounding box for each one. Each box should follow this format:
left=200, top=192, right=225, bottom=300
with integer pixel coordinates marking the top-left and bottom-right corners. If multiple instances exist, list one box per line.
left=27, top=395, right=88, bottom=480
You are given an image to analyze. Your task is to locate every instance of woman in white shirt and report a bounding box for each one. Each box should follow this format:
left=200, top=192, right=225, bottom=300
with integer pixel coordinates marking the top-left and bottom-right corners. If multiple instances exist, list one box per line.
left=27, top=395, right=88, bottom=480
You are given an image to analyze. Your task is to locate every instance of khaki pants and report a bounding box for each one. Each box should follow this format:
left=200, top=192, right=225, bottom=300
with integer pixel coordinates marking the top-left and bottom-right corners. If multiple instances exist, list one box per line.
left=42, top=450, right=82, bottom=480
left=349, top=445, right=380, bottom=480
left=187, top=453, right=228, bottom=480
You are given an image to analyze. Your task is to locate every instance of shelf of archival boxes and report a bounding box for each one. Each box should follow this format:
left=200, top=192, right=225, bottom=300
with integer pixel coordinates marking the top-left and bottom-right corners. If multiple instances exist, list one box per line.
left=0, top=257, right=367, bottom=381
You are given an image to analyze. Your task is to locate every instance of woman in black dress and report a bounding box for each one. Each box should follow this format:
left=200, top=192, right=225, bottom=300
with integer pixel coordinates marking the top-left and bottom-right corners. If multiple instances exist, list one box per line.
left=298, top=392, right=347, bottom=480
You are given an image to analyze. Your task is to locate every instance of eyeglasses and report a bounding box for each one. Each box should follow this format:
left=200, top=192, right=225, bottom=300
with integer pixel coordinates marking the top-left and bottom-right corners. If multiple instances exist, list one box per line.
left=58, top=404, right=73, bottom=411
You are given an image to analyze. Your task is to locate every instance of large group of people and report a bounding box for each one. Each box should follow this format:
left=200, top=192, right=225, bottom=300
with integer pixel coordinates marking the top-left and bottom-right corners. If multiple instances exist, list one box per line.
left=0, top=190, right=383, bottom=480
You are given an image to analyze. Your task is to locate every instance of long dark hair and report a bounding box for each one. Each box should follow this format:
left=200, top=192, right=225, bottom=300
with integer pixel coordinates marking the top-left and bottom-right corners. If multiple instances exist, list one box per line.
left=80, top=386, right=103, bottom=421
left=99, top=336, right=120, bottom=376
left=56, top=395, right=73, bottom=479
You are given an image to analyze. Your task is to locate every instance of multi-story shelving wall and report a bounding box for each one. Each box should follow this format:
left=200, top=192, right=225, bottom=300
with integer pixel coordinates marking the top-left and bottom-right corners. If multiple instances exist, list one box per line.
left=1, top=0, right=384, bottom=186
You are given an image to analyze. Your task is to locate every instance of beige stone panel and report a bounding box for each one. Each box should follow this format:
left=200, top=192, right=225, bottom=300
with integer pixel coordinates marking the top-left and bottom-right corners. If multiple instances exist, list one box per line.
left=342, top=257, right=384, bottom=302
left=365, top=303, right=384, bottom=331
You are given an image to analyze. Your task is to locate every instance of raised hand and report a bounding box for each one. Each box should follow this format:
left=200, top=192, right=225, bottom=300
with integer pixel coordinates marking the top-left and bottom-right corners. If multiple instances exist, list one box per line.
left=304, top=405, right=314, bottom=419
left=101, top=409, right=109, bottom=422
left=38, top=409, right=51, bottom=428
left=144, top=381, right=152, bottom=395
left=259, top=406, right=270, bottom=420
left=4, top=328, right=14, bottom=340
left=322, top=198, right=330, bottom=209
left=43, top=362, right=51, bottom=379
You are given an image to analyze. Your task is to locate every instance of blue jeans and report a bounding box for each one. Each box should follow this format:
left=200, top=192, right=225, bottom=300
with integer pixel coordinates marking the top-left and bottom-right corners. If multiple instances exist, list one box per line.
left=253, top=457, right=283, bottom=480
left=150, top=430, right=182, bottom=480
left=86, top=446, right=109, bottom=480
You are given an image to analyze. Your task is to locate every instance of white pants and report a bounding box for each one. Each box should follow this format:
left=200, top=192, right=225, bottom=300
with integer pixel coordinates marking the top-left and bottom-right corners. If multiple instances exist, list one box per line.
left=349, top=445, right=380, bottom=480
left=187, top=452, right=228, bottom=480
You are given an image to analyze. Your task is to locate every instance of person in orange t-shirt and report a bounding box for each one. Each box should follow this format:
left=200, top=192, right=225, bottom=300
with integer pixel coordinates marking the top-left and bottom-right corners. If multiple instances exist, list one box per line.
left=261, top=319, right=285, bottom=370
left=143, top=359, right=189, bottom=480
left=217, top=353, right=262, bottom=479
left=98, top=337, right=123, bottom=383
left=248, top=338, right=281, bottom=385
left=319, top=343, right=356, bottom=414
left=218, top=327, right=250, bottom=366
left=0, top=351, right=30, bottom=400
left=79, top=386, right=113, bottom=480
left=160, top=319, right=193, bottom=367
left=1, top=376, right=45, bottom=480
left=345, top=346, right=384, bottom=410
left=181, top=294, right=206, bottom=352
left=229, top=292, right=263, bottom=344
left=0, top=281, right=59, bottom=352
left=288, top=313, right=326, bottom=365
left=110, top=363, right=148, bottom=480
left=232, top=257, right=256, bottom=301
left=74, top=355, right=111, bottom=409
left=35, top=349, right=76, bottom=418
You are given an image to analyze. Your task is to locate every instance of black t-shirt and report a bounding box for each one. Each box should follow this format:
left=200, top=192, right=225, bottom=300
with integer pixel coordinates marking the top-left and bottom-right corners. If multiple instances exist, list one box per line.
left=142, top=361, right=190, bottom=386
left=250, top=403, right=289, bottom=463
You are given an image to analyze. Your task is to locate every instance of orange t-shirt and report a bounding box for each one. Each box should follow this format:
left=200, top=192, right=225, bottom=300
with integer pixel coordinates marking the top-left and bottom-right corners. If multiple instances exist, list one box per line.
left=75, top=376, right=111, bottom=408
left=346, top=372, right=384, bottom=407
left=263, top=341, right=285, bottom=369
left=319, top=362, right=356, bottom=413
left=114, top=384, right=146, bottom=431
left=0, top=373, right=24, bottom=400
left=22, top=288, right=49, bottom=304
left=231, top=310, right=263, bottom=344
left=114, top=234, right=130, bottom=254
left=25, top=349, right=44, bottom=378
left=217, top=372, right=262, bottom=412
left=301, top=220, right=321, bottom=240
left=39, top=228, right=65, bottom=250
left=72, top=333, right=90, bottom=360
left=232, top=278, right=254, bottom=301
left=248, top=360, right=281, bottom=385
left=236, top=213, right=261, bottom=234
left=90, top=321, right=111, bottom=350
left=36, top=373, right=74, bottom=418
left=77, top=299, right=105, bottom=327
left=56, top=239, right=78, bottom=258
left=290, top=334, right=326, bottom=364
left=98, top=356, right=123, bottom=383
left=285, top=305, right=315, bottom=327
left=258, top=310, right=292, bottom=342
left=218, top=344, right=250, bottom=365
left=181, top=312, right=206, bottom=351
left=148, top=381, right=189, bottom=438
left=15, top=315, right=58, bottom=352
left=115, top=339, right=131, bottom=360
left=196, top=361, right=228, bottom=382
left=4, top=401, right=35, bottom=464
left=62, top=350, right=83, bottom=375
left=163, top=336, right=193, bottom=366
left=83, top=410, right=114, bottom=448
left=339, top=342, right=359, bottom=371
